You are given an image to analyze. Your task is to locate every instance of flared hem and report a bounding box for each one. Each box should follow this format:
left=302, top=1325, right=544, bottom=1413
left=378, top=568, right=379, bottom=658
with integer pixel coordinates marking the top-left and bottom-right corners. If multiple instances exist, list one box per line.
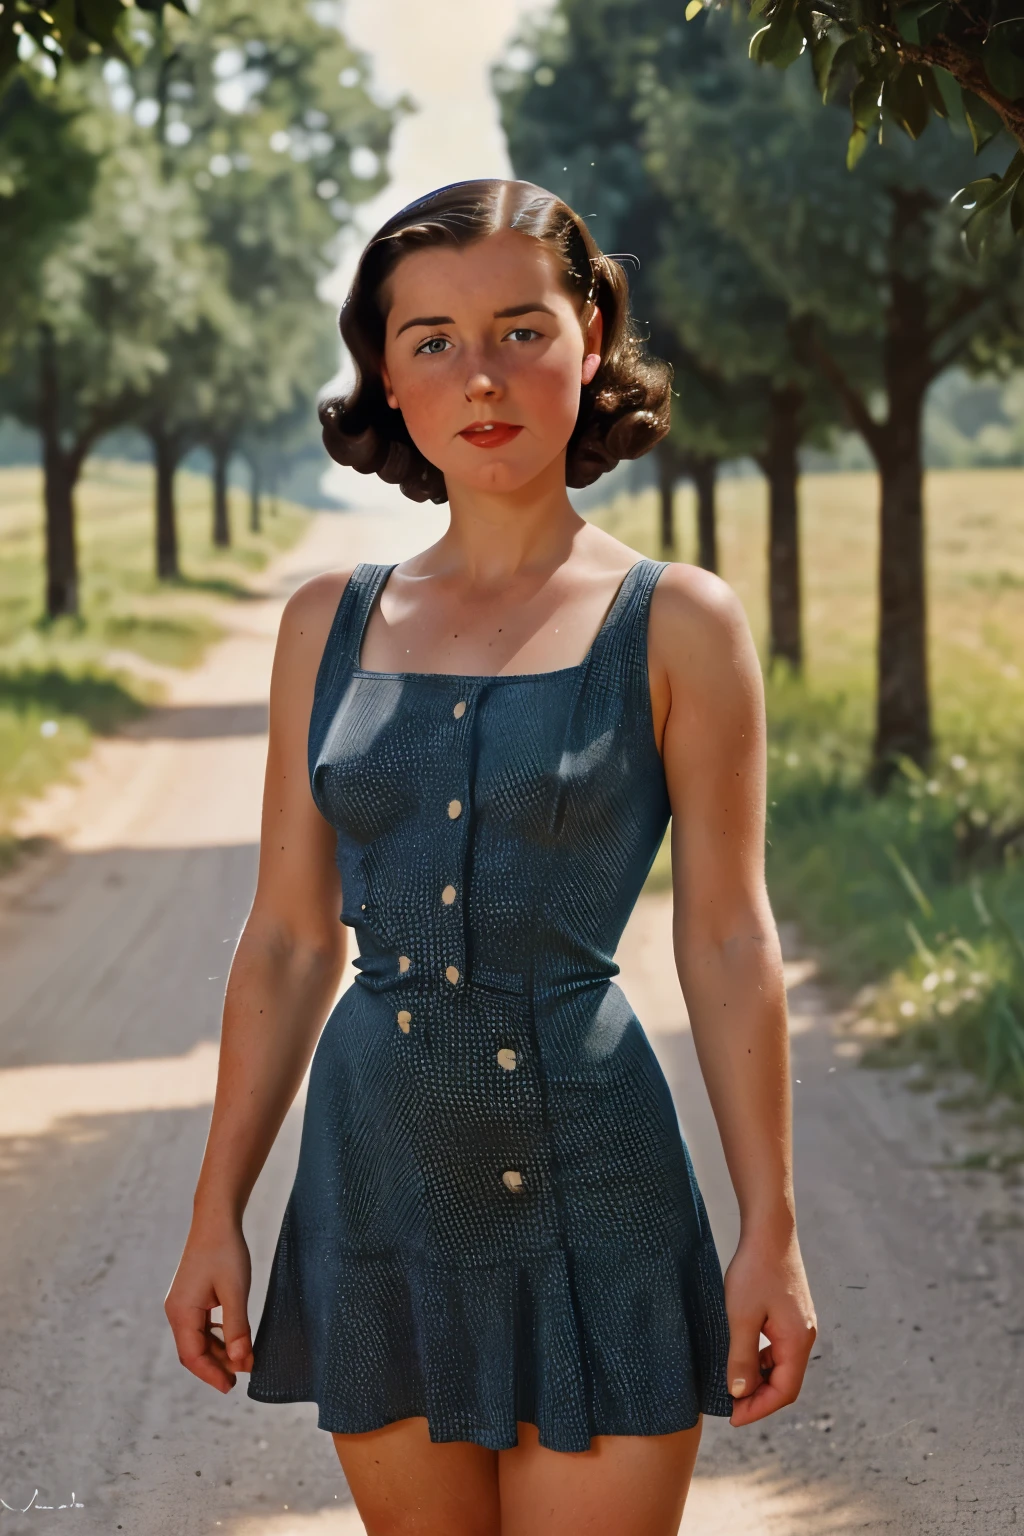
left=246, top=1224, right=734, bottom=1454
left=244, top=1391, right=729, bottom=1451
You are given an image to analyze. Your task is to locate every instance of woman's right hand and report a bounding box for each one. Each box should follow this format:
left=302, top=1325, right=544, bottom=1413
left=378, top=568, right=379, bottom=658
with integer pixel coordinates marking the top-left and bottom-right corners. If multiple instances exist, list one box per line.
left=164, top=1216, right=255, bottom=1393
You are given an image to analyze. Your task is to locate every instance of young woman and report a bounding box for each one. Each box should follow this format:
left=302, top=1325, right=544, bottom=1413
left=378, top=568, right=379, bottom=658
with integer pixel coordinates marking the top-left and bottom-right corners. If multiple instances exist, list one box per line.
left=165, top=179, right=816, bottom=1535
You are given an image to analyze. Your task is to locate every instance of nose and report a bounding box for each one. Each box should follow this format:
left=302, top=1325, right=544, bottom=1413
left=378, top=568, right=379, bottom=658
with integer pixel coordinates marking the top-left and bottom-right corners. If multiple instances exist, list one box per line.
left=464, top=362, right=504, bottom=403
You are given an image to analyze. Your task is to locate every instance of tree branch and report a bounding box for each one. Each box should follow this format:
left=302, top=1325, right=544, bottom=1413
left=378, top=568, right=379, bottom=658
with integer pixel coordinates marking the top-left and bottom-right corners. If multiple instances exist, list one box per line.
left=804, top=329, right=886, bottom=458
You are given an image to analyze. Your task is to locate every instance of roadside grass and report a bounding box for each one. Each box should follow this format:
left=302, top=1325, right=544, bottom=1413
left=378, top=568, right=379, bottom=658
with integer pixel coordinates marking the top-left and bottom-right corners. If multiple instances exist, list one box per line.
left=0, top=459, right=310, bottom=859
left=590, top=469, right=1024, bottom=1102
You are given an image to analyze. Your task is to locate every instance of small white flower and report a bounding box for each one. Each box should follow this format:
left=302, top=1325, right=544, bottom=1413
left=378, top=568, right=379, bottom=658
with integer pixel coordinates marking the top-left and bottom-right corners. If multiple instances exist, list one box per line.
left=941, top=968, right=956, bottom=984
left=40, top=719, right=59, bottom=738
left=937, top=998, right=956, bottom=1016
left=950, top=754, right=968, bottom=771
left=922, top=972, right=939, bottom=992
left=925, top=779, right=940, bottom=795
left=899, top=1000, right=917, bottom=1018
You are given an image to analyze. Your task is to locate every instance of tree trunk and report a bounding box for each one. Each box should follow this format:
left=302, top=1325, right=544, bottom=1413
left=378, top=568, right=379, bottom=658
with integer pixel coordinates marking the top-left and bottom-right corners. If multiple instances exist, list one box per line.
left=872, top=411, right=931, bottom=786
left=693, top=456, right=718, bottom=574
left=759, top=384, right=803, bottom=675
left=249, top=458, right=261, bottom=534
left=152, top=430, right=180, bottom=581
left=212, top=443, right=231, bottom=548
left=657, top=444, right=677, bottom=555
left=38, top=324, right=80, bottom=619
left=870, top=191, right=934, bottom=788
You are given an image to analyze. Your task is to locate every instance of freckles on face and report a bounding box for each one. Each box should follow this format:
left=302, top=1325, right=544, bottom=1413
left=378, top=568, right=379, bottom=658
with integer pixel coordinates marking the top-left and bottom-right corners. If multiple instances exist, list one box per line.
left=379, top=228, right=593, bottom=493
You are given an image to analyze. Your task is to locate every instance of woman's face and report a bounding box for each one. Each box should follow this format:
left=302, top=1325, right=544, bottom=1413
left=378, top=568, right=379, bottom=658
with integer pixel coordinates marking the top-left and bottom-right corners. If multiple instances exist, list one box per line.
left=379, top=227, right=603, bottom=495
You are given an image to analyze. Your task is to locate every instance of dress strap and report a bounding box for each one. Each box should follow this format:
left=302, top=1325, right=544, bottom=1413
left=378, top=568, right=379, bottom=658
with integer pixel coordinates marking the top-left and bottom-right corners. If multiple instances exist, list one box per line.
left=307, top=561, right=395, bottom=776
left=543, top=556, right=669, bottom=837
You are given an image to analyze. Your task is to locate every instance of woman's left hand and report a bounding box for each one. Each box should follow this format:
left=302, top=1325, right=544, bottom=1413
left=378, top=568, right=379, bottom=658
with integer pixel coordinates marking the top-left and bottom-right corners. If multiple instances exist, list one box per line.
left=723, top=1226, right=817, bottom=1427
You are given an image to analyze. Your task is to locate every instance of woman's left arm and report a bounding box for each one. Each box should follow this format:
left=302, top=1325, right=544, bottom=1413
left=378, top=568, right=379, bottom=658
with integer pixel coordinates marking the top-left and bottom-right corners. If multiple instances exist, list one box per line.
left=649, top=562, right=817, bottom=1429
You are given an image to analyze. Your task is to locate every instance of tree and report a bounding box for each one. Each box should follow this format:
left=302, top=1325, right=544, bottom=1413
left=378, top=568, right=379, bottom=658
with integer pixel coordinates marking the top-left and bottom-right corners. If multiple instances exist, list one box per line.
left=1, top=0, right=188, bottom=92
left=708, top=0, right=1024, bottom=252
left=0, top=117, right=208, bottom=615
left=647, top=14, right=1024, bottom=778
left=495, top=0, right=840, bottom=672
left=115, top=0, right=399, bottom=565
left=0, top=72, right=98, bottom=367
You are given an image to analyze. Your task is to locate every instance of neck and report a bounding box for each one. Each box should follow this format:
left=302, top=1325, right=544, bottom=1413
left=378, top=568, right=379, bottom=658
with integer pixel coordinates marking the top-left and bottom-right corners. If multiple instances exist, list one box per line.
left=437, top=453, right=586, bottom=582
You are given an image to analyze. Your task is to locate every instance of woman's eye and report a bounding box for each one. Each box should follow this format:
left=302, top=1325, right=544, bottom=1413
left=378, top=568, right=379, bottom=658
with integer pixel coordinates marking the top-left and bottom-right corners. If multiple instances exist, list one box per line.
left=416, top=336, right=451, bottom=355
left=505, top=327, right=540, bottom=343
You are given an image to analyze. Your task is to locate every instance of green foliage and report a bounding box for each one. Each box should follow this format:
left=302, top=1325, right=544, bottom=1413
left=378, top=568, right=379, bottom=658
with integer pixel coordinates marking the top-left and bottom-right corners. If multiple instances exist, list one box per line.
left=1, top=0, right=187, bottom=90
left=710, top=0, right=1024, bottom=255
left=0, top=74, right=98, bottom=365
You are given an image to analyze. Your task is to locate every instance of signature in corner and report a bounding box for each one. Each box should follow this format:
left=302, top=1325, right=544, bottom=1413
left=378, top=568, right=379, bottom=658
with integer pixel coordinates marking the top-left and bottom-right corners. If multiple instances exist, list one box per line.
left=0, top=1490, right=85, bottom=1513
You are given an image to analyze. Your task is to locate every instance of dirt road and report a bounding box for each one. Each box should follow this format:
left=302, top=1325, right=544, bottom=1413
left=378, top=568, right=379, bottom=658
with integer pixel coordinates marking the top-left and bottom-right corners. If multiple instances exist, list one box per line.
left=0, top=511, right=1021, bottom=1535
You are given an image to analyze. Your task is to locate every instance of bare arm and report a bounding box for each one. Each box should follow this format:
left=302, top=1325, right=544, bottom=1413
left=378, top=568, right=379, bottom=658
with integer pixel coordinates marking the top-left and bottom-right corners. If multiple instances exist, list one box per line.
left=164, top=570, right=353, bottom=1394
left=650, top=564, right=816, bottom=1428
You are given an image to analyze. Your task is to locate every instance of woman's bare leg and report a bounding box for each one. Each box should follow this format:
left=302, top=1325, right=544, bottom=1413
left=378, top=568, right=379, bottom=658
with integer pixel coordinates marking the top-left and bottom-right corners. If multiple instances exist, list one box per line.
left=331, top=1417, right=501, bottom=1536
left=498, top=1417, right=703, bottom=1536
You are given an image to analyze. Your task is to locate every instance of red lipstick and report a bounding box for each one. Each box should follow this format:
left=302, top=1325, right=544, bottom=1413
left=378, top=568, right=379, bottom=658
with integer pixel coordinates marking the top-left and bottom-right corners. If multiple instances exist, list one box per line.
left=458, top=421, right=523, bottom=449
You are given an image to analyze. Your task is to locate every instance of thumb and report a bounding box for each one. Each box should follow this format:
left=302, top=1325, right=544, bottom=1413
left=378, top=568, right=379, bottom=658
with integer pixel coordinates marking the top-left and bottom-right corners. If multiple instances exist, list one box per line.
left=726, top=1318, right=764, bottom=1403
left=221, top=1296, right=253, bottom=1370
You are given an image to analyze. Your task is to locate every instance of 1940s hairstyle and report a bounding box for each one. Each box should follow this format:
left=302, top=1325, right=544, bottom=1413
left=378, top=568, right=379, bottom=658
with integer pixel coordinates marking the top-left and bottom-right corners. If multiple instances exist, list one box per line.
left=319, top=178, right=672, bottom=504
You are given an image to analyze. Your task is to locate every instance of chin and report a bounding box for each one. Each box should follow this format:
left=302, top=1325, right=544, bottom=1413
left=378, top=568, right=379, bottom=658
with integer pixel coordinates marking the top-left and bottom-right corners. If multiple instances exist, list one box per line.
left=443, top=451, right=563, bottom=497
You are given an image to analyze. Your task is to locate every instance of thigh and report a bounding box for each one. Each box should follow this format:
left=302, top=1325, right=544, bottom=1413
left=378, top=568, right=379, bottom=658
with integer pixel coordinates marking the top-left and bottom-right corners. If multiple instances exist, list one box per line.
left=498, top=1417, right=703, bottom=1536
left=331, top=1416, right=501, bottom=1536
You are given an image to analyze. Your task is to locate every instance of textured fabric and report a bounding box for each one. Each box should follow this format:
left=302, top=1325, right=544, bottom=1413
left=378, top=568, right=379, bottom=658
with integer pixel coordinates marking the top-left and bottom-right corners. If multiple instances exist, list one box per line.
left=246, top=556, right=733, bottom=1450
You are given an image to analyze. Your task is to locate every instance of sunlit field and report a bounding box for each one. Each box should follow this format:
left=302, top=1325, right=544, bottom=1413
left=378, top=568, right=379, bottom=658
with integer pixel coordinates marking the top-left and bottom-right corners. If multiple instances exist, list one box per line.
left=590, top=469, right=1024, bottom=1106
left=0, top=460, right=309, bottom=858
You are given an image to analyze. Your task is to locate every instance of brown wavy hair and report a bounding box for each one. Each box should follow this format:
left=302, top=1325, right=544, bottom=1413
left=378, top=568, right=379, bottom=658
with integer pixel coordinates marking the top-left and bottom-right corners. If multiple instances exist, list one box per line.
left=319, top=178, right=672, bottom=504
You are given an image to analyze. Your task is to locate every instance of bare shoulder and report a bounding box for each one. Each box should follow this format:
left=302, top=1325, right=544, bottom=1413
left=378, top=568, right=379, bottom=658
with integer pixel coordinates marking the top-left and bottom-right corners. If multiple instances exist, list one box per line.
left=647, top=562, right=762, bottom=720
left=273, top=567, right=358, bottom=690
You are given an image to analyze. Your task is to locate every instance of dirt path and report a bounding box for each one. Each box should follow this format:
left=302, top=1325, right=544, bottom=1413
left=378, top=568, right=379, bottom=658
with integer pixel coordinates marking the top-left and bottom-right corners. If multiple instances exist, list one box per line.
left=0, top=510, right=1021, bottom=1535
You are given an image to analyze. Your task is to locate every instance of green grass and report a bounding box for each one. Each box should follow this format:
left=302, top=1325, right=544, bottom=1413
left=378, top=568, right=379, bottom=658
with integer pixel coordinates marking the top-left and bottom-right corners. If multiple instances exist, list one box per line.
left=0, top=459, right=310, bottom=857
left=590, top=469, right=1024, bottom=1101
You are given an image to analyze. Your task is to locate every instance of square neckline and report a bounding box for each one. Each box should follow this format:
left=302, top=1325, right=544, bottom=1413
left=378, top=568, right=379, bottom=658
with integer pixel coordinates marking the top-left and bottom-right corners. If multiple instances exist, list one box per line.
left=351, top=557, right=649, bottom=683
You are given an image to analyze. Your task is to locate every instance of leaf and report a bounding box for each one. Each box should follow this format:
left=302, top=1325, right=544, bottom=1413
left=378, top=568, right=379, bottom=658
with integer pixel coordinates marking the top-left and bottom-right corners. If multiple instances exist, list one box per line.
left=884, top=65, right=931, bottom=140
left=809, top=25, right=844, bottom=101
left=1011, top=167, right=1024, bottom=236
left=850, top=71, right=882, bottom=131
left=919, top=65, right=948, bottom=119
left=905, top=920, right=936, bottom=967
left=684, top=0, right=704, bottom=20
left=847, top=122, right=868, bottom=168
left=962, top=90, right=1005, bottom=155
left=931, top=66, right=966, bottom=122
left=883, top=842, right=934, bottom=920
left=983, top=32, right=1024, bottom=103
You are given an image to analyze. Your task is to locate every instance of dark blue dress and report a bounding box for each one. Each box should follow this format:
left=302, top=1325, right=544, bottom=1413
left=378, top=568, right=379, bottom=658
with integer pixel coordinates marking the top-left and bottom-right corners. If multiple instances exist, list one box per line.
left=246, top=556, right=733, bottom=1450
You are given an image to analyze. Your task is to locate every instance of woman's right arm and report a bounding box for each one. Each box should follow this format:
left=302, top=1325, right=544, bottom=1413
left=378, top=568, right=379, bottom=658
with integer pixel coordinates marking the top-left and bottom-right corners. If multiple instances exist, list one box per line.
left=164, top=570, right=354, bottom=1394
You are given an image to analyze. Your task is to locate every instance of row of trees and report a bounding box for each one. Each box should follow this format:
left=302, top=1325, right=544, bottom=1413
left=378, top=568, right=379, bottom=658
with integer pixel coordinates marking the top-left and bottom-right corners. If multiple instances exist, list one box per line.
left=496, top=2, right=1024, bottom=785
left=0, top=0, right=399, bottom=615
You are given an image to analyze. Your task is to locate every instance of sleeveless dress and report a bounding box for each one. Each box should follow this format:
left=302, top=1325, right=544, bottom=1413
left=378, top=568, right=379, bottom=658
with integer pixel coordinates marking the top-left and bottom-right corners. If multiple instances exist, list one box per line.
left=246, top=556, right=733, bottom=1451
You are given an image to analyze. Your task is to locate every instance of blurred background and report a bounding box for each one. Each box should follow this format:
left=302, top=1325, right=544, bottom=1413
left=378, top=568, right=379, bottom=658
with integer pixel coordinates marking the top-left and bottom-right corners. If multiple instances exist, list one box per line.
left=1, top=1, right=1023, bottom=1532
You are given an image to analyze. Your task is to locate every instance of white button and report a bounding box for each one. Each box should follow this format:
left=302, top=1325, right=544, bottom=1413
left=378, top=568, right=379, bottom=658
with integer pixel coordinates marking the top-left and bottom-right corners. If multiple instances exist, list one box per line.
left=448, top=798, right=462, bottom=819
left=441, top=884, right=457, bottom=905
left=501, top=1170, right=524, bottom=1194
left=445, top=965, right=460, bottom=985
left=397, top=1010, right=412, bottom=1033
left=496, top=1048, right=517, bottom=1071
left=453, top=700, right=467, bottom=719
left=398, top=955, right=410, bottom=973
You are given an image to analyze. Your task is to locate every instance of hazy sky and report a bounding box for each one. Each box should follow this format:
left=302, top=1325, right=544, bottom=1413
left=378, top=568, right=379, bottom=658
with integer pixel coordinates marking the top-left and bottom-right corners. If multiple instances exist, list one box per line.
left=322, top=0, right=545, bottom=507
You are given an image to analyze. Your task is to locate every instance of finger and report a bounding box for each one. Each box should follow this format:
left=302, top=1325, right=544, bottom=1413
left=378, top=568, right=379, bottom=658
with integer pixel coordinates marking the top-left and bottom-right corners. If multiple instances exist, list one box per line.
left=729, top=1353, right=805, bottom=1427
left=167, top=1302, right=237, bottom=1394
left=729, top=1319, right=813, bottom=1428
left=219, top=1291, right=254, bottom=1373
left=725, top=1316, right=766, bottom=1405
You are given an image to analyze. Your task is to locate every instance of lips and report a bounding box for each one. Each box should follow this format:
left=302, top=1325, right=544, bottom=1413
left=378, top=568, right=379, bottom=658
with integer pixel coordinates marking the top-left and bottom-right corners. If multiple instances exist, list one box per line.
left=458, top=422, right=523, bottom=449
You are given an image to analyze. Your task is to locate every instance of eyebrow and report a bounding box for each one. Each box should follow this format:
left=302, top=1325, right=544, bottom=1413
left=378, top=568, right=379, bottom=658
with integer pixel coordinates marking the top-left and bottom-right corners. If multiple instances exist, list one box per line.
left=394, top=301, right=555, bottom=337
